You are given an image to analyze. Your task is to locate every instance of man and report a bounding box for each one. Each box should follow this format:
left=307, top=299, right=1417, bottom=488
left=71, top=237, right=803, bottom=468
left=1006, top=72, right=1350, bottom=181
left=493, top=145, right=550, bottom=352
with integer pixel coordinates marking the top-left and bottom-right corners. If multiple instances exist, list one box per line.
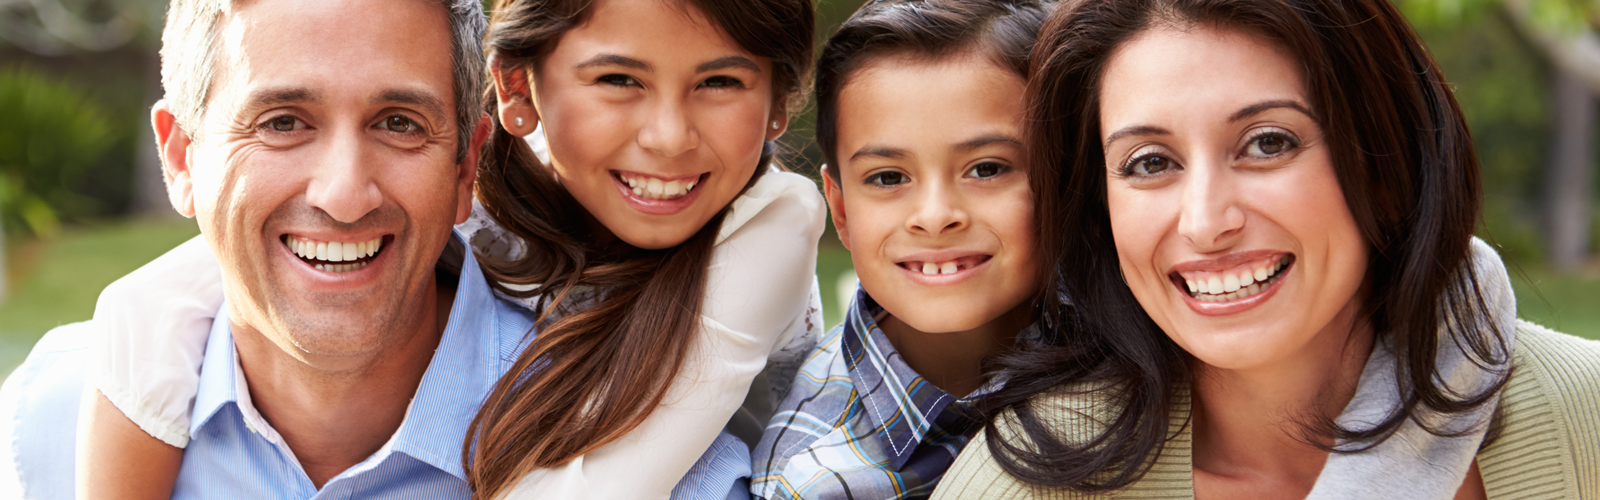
left=0, top=0, right=513, bottom=497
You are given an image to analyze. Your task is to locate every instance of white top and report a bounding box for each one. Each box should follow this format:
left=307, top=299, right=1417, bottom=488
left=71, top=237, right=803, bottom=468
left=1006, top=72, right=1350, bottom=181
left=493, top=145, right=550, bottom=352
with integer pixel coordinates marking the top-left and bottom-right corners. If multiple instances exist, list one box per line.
left=87, top=168, right=827, bottom=500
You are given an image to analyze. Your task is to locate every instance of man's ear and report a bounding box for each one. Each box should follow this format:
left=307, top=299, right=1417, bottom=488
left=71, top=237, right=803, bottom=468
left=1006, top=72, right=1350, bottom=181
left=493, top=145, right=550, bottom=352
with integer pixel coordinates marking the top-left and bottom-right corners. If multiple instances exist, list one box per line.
left=765, top=107, right=789, bottom=142
left=822, top=164, right=851, bottom=251
left=455, top=112, right=492, bottom=225
left=489, top=54, right=540, bottom=137
left=151, top=100, right=196, bottom=218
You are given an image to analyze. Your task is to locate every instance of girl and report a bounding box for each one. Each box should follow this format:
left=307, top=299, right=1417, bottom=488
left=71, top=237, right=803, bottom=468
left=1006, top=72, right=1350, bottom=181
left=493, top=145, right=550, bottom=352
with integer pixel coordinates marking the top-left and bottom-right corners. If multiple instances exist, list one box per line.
left=935, top=0, right=1600, bottom=498
left=78, top=0, right=824, bottom=498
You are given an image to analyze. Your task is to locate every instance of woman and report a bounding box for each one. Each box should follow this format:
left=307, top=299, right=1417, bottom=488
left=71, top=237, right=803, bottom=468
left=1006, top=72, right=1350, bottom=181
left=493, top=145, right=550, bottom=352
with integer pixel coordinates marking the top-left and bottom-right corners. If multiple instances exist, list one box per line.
left=933, top=0, right=1600, bottom=498
left=78, top=0, right=823, bottom=498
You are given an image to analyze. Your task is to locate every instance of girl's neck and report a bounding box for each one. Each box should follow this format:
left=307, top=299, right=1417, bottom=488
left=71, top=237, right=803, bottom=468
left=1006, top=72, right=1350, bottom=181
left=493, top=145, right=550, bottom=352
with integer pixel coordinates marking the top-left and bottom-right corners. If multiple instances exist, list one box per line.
left=878, top=303, right=1034, bottom=397
left=1190, top=299, right=1374, bottom=498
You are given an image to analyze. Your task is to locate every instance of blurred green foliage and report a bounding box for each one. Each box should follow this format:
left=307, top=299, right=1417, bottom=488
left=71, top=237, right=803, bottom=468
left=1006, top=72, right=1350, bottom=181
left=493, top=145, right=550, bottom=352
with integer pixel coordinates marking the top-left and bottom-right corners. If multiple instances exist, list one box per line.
left=0, top=65, right=117, bottom=238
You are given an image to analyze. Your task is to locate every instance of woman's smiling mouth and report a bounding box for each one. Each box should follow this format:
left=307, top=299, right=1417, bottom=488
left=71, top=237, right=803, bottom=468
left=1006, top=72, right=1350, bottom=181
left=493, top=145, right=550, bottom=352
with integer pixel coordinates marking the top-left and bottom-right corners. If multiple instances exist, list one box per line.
left=1168, top=253, right=1295, bottom=313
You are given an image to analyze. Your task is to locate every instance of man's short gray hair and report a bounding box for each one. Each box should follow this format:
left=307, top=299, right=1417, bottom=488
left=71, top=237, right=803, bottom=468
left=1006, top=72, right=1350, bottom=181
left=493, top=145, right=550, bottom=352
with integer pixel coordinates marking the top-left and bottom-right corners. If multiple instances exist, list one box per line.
left=160, top=0, right=486, bottom=162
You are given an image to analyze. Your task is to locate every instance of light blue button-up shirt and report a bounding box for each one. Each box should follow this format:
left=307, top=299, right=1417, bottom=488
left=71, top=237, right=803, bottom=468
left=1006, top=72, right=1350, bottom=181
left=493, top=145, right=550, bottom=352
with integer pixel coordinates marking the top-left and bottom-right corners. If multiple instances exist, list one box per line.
left=0, top=231, right=756, bottom=499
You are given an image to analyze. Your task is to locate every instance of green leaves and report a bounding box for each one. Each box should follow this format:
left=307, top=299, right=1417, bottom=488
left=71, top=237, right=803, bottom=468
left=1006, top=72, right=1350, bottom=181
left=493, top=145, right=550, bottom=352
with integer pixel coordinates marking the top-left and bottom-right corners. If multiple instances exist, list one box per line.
left=0, top=65, right=114, bottom=238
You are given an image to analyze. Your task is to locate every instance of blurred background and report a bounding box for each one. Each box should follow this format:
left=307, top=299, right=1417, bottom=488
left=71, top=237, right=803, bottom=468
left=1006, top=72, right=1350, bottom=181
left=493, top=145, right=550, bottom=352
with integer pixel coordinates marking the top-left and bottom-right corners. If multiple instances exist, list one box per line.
left=1, top=0, right=1598, bottom=377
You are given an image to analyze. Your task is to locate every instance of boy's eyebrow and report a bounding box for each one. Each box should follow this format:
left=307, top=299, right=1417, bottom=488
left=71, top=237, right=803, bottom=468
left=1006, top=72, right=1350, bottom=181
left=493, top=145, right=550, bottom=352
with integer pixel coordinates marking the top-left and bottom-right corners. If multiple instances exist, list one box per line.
left=850, top=145, right=909, bottom=161
left=955, top=134, right=1023, bottom=153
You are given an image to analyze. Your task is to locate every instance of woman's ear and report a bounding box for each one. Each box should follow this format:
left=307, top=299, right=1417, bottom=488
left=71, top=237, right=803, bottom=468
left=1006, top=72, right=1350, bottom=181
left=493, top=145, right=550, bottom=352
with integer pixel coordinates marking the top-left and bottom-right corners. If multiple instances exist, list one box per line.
left=822, top=164, right=851, bottom=251
left=489, top=54, right=540, bottom=137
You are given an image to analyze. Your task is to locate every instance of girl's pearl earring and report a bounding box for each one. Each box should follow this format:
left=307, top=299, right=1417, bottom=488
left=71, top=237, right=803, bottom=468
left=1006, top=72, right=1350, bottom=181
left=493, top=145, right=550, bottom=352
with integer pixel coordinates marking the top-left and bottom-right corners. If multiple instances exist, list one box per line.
left=771, top=121, right=780, bottom=130
left=515, top=116, right=524, bottom=127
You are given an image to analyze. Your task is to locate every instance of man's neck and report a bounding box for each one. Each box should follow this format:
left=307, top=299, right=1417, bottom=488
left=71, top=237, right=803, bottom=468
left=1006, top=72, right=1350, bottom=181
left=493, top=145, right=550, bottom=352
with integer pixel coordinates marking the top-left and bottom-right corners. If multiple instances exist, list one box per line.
left=230, top=277, right=456, bottom=488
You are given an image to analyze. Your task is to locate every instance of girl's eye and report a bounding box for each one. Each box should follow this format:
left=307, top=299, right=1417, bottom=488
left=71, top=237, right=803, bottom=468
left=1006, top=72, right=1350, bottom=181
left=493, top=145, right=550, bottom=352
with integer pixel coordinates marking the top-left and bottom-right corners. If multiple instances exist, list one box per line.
left=382, top=115, right=420, bottom=134
left=701, top=76, right=745, bottom=89
left=264, top=115, right=303, bottom=132
left=598, top=74, right=639, bottom=87
left=1122, top=153, right=1178, bottom=177
left=866, top=171, right=909, bottom=187
left=1244, top=131, right=1299, bottom=157
left=965, top=162, right=1010, bottom=180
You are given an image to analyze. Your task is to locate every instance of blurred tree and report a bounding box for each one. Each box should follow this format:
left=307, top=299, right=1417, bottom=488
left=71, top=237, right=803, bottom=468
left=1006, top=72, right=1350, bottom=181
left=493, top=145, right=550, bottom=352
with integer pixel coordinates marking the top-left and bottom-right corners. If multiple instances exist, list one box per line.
left=1404, top=0, right=1600, bottom=269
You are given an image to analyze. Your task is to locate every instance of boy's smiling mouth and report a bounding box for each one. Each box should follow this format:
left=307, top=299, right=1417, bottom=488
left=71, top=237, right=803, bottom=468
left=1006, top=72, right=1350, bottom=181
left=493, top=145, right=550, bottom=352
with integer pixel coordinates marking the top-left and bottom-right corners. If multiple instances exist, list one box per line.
left=896, top=254, right=992, bottom=277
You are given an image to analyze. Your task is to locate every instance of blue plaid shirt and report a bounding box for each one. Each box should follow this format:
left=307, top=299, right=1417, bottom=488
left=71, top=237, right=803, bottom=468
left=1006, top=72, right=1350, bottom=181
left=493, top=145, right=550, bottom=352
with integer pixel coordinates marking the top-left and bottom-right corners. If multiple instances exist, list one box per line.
left=750, top=287, right=1037, bottom=500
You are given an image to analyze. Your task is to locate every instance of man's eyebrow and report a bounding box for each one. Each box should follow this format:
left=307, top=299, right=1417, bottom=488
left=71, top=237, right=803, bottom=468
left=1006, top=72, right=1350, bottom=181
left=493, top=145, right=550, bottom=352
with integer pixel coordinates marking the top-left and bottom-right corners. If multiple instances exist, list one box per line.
left=850, top=145, right=909, bottom=161
left=376, top=89, right=448, bottom=117
left=245, top=88, right=320, bottom=108
left=1229, top=99, right=1314, bottom=123
left=696, top=56, right=761, bottom=74
left=1102, top=125, right=1170, bottom=148
left=576, top=54, right=652, bottom=72
left=955, top=134, right=1023, bottom=153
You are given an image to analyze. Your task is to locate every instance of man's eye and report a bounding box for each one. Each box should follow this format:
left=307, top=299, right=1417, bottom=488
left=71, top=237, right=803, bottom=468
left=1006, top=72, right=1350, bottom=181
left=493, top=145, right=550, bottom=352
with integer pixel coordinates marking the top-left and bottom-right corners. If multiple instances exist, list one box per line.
left=965, top=162, right=1009, bottom=179
left=701, top=76, right=745, bottom=89
left=598, top=74, right=639, bottom=87
left=866, top=171, right=908, bottom=187
left=265, top=115, right=301, bottom=132
left=383, top=115, right=420, bottom=134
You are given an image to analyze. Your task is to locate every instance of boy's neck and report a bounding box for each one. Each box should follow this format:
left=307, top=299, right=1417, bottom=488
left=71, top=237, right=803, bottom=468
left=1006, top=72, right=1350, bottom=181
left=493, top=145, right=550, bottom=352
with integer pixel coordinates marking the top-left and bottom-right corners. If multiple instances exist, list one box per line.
left=878, top=303, right=1034, bottom=397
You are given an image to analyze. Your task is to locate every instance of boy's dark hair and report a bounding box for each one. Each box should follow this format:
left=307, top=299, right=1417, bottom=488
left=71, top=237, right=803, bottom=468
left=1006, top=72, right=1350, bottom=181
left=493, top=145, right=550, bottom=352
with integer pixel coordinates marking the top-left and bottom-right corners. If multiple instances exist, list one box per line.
left=816, top=0, right=1048, bottom=181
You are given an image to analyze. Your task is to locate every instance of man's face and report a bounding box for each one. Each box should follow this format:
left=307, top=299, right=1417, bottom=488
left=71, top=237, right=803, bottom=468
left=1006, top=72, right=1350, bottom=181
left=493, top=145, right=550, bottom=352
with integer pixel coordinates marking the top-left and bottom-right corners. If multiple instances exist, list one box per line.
left=162, top=0, right=477, bottom=363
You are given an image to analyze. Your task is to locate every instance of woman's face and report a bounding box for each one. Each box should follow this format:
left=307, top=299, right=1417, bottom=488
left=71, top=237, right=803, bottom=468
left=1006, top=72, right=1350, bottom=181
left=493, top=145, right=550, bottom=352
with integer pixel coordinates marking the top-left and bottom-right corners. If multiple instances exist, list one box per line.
left=500, top=0, right=784, bottom=249
left=1098, top=25, right=1368, bottom=371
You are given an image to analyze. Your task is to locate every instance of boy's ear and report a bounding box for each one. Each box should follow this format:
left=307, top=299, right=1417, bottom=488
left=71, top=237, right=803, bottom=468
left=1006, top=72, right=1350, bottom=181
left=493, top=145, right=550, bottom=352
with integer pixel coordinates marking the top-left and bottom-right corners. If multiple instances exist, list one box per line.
left=490, top=54, right=541, bottom=137
left=151, top=100, right=196, bottom=218
left=822, top=164, right=851, bottom=251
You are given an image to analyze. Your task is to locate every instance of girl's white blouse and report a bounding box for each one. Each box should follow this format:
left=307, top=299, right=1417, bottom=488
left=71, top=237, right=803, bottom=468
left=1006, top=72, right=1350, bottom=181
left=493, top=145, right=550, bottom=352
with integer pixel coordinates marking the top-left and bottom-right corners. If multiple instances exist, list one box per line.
left=87, top=166, right=826, bottom=500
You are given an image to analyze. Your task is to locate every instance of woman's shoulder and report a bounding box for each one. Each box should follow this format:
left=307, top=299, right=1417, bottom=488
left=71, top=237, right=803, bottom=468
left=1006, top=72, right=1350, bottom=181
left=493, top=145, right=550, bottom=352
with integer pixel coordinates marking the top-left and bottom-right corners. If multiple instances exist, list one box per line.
left=1478, top=320, right=1600, bottom=498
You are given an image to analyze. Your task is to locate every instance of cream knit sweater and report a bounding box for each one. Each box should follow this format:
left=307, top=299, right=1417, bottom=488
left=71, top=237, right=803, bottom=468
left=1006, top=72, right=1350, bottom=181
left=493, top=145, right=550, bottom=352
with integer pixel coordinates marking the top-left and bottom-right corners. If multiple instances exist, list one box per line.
left=931, top=321, right=1600, bottom=499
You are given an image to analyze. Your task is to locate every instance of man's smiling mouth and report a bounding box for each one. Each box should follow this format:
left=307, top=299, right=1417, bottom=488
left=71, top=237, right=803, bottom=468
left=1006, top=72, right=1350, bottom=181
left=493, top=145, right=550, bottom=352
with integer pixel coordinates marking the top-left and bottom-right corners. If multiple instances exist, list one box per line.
left=282, top=235, right=385, bottom=273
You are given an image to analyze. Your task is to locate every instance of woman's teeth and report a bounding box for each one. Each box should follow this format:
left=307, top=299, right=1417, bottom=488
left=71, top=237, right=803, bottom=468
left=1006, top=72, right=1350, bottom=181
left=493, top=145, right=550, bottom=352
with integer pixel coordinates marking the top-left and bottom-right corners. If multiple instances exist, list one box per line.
left=620, top=173, right=697, bottom=200
left=286, top=235, right=382, bottom=273
left=916, top=261, right=961, bottom=275
left=1182, top=255, right=1290, bottom=302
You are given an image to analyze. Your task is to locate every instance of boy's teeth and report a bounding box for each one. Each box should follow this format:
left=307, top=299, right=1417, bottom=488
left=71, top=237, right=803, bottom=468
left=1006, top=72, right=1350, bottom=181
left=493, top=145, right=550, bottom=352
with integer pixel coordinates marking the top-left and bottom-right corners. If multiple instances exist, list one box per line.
left=914, top=261, right=963, bottom=275
left=939, top=262, right=958, bottom=275
left=922, top=262, right=938, bottom=275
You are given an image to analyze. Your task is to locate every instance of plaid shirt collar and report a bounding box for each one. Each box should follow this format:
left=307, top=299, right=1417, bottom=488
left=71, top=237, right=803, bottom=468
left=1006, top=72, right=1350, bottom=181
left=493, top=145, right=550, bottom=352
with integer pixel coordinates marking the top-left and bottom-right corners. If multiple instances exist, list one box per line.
left=840, top=287, right=1028, bottom=471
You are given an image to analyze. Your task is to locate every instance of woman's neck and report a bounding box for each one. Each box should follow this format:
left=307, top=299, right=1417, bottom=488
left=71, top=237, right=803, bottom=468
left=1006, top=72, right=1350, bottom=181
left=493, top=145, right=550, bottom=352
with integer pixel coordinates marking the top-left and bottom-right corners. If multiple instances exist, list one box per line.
left=1190, top=299, right=1374, bottom=499
left=879, top=303, right=1034, bottom=397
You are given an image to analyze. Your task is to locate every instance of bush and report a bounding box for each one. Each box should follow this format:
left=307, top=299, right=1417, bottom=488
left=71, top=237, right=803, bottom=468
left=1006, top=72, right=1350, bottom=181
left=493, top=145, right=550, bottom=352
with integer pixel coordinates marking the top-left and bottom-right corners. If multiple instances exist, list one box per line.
left=0, top=65, right=116, bottom=238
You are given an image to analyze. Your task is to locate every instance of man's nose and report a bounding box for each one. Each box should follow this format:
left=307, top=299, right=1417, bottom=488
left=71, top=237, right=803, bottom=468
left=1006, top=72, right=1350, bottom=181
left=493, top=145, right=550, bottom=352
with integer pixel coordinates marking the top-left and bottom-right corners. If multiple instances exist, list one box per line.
left=1176, top=159, right=1245, bottom=251
left=305, top=131, right=382, bottom=223
left=906, top=179, right=969, bottom=237
left=636, top=98, right=699, bottom=158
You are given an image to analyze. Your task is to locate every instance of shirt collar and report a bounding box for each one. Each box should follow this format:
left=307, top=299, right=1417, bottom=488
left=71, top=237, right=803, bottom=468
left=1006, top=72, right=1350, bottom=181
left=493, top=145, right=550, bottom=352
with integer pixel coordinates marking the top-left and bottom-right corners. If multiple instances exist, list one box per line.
left=840, top=286, right=961, bottom=472
left=191, top=229, right=506, bottom=483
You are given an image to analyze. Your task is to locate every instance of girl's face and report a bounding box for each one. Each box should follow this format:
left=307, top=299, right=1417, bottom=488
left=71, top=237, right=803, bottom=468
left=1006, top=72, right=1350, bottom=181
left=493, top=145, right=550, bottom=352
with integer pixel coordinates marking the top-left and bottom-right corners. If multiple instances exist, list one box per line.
left=497, top=0, right=785, bottom=249
left=826, top=53, right=1038, bottom=334
left=1098, top=25, right=1368, bottom=371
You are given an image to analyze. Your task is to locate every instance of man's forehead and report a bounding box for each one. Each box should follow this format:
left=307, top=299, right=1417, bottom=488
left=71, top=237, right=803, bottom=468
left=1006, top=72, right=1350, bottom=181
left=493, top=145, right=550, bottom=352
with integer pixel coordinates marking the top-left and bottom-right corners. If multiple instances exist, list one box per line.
left=210, top=0, right=455, bottom=115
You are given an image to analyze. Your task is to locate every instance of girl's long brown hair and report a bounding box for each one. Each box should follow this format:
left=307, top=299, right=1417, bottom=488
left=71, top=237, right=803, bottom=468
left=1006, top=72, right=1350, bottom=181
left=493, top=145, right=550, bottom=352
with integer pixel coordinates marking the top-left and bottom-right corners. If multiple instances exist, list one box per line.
left=462, top=0, right=813, bottom=497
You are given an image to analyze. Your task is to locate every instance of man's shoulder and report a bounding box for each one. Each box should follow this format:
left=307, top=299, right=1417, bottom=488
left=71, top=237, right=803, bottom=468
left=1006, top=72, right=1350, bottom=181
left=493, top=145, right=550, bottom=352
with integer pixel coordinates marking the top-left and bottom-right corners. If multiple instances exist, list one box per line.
left=0, top=321, right=96, bottom=500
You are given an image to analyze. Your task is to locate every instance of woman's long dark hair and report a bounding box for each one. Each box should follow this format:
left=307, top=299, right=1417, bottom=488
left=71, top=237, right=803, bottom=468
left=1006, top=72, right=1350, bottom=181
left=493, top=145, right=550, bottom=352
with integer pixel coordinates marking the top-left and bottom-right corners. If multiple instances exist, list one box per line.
left=977, top=0, right=1510, bottom=491
left=462, top=0, right=813, bottom=497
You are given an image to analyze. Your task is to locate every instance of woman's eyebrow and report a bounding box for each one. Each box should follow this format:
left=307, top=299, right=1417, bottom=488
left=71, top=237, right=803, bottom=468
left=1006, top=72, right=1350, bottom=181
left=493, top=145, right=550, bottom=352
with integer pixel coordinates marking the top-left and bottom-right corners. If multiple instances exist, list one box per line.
left=576, top=54, right=652, bottom=71
left=696, top=56, right=761, bottom=73
left=1103, top=125, right=1170, bottom=148
left=1229, top=99, right=1314, bottom=123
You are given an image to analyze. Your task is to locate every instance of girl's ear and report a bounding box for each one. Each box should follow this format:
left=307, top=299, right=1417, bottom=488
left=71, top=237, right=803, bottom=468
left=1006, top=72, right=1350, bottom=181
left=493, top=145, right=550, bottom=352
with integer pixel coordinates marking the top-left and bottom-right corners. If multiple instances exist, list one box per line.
left=765, top=108, right=789, bottom=142
left=822, top=164, right=851, bottom=251
left=490, top=54, right=540, bottom=137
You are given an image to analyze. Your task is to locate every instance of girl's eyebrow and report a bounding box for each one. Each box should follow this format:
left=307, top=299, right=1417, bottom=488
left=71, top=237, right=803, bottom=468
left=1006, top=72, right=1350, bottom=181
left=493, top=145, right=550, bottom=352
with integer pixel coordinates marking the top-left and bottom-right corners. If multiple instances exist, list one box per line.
left=576, top=54, right=652, bottom=71
left=696, top=56, right=761, bottom=73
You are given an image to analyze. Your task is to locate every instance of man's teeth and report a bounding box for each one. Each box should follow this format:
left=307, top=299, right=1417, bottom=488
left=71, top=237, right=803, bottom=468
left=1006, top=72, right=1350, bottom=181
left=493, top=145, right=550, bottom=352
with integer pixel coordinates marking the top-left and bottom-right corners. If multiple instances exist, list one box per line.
left=1182, top=256, right=1290, bottom=302
left=916, top=261, right=962, bottom=276
left=288, top=235, right=382, bottom=272
left=621, top=173, right=697, bottom=200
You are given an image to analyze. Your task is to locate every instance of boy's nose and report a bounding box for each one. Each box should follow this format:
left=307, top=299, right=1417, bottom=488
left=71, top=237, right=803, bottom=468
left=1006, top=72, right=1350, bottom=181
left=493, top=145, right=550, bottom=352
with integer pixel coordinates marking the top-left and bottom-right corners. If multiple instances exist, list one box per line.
left=906, top=182, right=968, bottom=236
left=305, top=131, right=382, bottom=223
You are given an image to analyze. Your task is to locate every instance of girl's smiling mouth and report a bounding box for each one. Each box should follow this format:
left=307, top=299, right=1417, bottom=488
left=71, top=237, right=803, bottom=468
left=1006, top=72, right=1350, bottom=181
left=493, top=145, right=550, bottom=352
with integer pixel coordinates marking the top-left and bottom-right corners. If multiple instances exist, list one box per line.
left=610, top=170, right=709, bottom=216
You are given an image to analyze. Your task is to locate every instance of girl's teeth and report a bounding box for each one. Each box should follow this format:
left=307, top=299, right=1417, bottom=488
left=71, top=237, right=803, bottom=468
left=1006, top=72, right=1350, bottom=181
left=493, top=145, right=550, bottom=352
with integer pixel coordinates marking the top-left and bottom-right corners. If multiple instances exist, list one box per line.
left=1207, top=277, right=1222, bottom=295
left=620, top=173, right=697, bottom=200
left=1223, top=274, right=1240, bottom=293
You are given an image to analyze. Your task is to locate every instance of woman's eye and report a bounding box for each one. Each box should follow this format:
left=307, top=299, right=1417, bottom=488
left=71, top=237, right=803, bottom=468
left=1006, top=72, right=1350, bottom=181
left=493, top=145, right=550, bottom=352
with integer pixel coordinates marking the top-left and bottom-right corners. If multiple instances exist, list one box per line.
left=965, top=162, right=1010, bottom=179
left=598, top=74, right=639, bottom=87
left=866, top=171, right=909, bottom=187
left=1244, top=132, right=1299, bottom=157
left=701, top=76, right=745, bottom=89
left=1123, top=154, right=1177, bottom=177
left=264, top=115, right=302, bottom=132
left=382, top=115, right=420, bottom=134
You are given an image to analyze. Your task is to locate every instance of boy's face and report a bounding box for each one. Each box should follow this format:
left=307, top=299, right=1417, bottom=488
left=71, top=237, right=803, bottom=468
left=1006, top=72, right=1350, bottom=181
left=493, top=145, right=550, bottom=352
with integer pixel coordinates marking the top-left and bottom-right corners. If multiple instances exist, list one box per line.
left=826, top=52, right=1038, bottom=334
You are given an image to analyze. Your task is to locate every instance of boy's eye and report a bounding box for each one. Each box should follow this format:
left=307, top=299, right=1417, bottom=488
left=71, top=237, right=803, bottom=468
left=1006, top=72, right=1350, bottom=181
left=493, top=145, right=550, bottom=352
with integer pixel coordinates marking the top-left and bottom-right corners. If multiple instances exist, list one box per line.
left=965, top=162, right=1010, bottom=180
left=264, top=115, right=304, bottom=132
left=865, top=171, right=909, bottom=187
left=701, top=76, right=746, bottom=89
left=382, top=115, right=420, bottom=134
left=598, top=74, right=639, bottom=87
